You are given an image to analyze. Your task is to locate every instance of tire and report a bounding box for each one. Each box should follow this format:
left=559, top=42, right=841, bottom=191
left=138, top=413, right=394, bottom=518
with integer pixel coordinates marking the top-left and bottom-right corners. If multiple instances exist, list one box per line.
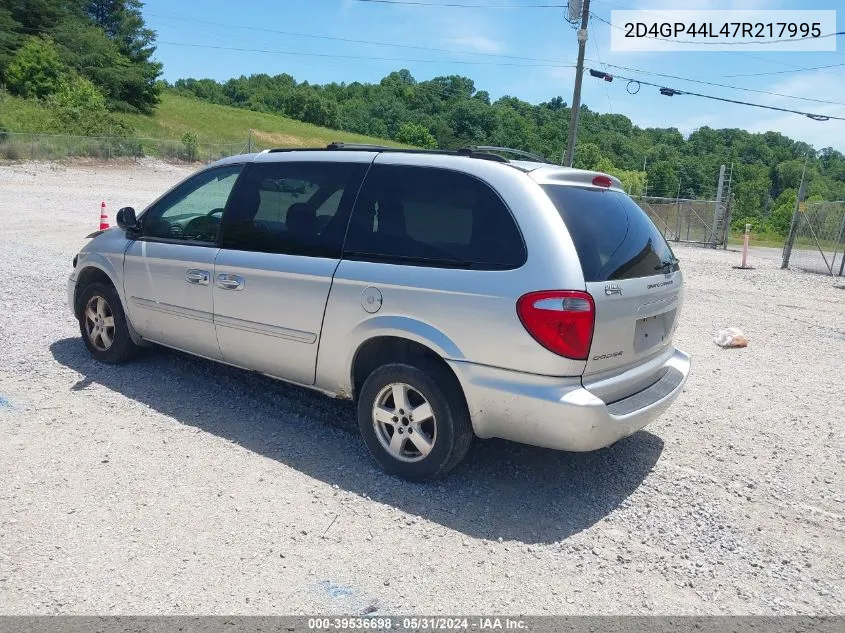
left=76, top=282, right=140, bottom=364
left=357, top=360, right=474, bottom=481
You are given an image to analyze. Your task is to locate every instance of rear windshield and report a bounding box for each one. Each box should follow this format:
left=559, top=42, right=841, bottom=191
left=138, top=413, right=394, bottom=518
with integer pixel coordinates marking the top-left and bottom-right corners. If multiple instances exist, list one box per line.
left=541, top=185, right=677, bottom=282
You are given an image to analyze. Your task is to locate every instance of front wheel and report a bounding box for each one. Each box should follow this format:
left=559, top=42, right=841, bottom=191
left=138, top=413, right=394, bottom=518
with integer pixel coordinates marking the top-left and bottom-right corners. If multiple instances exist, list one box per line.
left=76, top=282, right=140, bottom=364
left=357, top=361, right=473, bottom=481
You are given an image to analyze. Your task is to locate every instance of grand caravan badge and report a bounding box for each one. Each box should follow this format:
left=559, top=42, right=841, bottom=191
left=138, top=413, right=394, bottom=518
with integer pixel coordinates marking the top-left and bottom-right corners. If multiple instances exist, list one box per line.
left=604, top=283, right=623, bottom=296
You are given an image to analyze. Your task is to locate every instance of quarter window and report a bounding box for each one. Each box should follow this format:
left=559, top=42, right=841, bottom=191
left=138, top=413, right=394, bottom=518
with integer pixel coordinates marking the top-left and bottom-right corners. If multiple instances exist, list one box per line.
left=344, top=165, right=525, bottom=269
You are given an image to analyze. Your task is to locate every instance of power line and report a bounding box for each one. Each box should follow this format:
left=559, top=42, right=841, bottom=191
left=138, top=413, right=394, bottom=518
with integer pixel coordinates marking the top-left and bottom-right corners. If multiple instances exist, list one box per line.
left=350, top=0, right=565, bottom=7
left=724, top=63, right=845, bottom=77
left=588, top=68, right=845, bottom=121
left=151, top=10, right=845, bottom=104
left=589, top=36, right=614, bottom=114
left=583, top=60, right=845, bottom=107
left=148, top=12, right=564, bottom=63
left=590, top=14, right=845, bottom=47
left=157, top=41, right=577, bottom=68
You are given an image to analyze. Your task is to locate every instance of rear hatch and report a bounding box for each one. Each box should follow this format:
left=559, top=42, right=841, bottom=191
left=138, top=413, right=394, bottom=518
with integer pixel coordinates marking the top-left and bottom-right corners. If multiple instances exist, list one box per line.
left=541, top=183, right=683, bottom=401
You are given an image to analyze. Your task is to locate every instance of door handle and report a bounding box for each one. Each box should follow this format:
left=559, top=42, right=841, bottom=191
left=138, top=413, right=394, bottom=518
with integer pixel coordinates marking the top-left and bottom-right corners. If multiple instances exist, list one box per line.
left=185, top=269, right=210, bottom=285
left=216, top=273, right=245, bottom=291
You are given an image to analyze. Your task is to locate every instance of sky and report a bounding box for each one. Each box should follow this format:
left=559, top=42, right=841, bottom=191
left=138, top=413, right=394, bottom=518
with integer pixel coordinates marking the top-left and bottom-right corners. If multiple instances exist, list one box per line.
left=141, top=0, right=845, bottom=151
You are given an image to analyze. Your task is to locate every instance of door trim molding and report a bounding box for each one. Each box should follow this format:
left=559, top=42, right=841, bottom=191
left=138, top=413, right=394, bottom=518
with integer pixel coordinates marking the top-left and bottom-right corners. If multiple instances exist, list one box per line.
left=214, top=313, right=316, bottom=344
left=130, top=297, right=214, bottom=324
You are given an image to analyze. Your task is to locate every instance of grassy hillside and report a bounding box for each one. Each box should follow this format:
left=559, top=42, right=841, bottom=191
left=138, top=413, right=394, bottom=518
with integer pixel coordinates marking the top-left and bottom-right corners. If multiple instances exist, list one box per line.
left=0, top=92, right=404, bottom=152
left=123, top=93, right=405, bottom=149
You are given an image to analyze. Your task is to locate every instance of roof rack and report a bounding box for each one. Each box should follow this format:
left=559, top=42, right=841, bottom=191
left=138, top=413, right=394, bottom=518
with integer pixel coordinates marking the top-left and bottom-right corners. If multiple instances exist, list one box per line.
left=326, top=142, right=392, bottom=151
left=459, top=146, right=550, bottom=163
left=325, top=141, right=508, bottom=163
left=266, top=142, right=549, bottom=165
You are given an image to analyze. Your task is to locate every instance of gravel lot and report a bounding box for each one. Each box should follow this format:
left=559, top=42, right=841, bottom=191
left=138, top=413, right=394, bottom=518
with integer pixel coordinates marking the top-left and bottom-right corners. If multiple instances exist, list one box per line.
left=0, top=161, right=843, bottom=616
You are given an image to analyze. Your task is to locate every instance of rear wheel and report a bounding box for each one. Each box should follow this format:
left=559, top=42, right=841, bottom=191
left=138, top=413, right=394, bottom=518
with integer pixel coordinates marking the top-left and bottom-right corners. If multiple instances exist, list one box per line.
left=357, top=361, right=473, bottom=481
left=77, top=282, right=140, bottom=364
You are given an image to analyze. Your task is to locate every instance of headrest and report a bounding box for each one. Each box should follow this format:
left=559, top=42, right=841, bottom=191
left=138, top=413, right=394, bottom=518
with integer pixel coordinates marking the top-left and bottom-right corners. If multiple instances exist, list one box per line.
left=287, top=202, right=318, bottom=234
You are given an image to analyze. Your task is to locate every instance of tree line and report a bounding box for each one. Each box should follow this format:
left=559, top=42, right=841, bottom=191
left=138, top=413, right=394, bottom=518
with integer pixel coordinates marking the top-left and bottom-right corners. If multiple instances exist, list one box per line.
left=171, top=69, right=845, bottom=234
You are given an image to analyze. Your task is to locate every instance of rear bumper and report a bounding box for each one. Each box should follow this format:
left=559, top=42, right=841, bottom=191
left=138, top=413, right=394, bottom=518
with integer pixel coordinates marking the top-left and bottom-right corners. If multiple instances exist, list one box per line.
left=448, top=348, right=690, bottom=452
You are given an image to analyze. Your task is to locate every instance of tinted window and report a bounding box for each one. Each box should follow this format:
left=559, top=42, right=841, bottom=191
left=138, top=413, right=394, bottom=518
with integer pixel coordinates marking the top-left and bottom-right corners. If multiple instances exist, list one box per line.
left=541, top=185, right=677, bottom=282
left=220, top=161, right=367, bottom=257
left=344, top=165, right=525, bottom=269
left=141, top=165, right=242, bottom=243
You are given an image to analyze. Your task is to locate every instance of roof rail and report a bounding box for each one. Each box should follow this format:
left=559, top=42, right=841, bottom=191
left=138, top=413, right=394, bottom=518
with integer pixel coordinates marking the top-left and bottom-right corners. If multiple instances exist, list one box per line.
left=266, top=142, right=534, bottom=165
left=326, top=141, right=393, bottom=151
left=461, top=146, right=550, bottom=163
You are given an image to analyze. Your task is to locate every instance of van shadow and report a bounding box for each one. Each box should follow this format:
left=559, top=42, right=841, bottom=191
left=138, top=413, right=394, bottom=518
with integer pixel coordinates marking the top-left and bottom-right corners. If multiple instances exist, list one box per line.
left=50, top=337, right=664, bottom=545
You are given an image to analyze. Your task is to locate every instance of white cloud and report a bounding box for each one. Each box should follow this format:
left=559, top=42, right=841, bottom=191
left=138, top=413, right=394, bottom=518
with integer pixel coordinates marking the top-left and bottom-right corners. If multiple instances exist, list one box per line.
left=445, top=35, right=503, bottom=54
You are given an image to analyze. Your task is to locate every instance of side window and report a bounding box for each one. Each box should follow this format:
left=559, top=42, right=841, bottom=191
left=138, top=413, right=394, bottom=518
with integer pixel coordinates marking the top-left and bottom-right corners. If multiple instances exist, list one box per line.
left=141, top=165, right=242, bottom=243
left=220, top=161, right=367, bottom=257
left=344, top=165, right=526, bottom=269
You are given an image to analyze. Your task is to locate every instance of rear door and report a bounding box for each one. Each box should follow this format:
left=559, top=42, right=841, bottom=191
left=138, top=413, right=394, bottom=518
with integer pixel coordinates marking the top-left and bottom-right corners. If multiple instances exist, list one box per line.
left=213, top=154, right=371, bottom=385
left=541, top=184, right=683, bottom=391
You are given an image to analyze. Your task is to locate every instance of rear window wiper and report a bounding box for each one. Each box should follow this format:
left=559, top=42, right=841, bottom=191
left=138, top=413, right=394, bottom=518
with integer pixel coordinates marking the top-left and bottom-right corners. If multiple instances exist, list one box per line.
left=655, top=257, right=680, bottom=271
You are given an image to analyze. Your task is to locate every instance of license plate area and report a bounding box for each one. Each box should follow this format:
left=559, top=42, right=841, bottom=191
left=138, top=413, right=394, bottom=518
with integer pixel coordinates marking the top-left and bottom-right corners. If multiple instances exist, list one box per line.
left=634, top=309, right=676, bottom=353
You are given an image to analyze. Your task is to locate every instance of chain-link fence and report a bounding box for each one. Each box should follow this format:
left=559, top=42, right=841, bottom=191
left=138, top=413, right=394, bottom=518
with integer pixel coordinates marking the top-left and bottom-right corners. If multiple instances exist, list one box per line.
left=782, top=201, right=845, bottom=276
left=633, top=195, right=730, bottom=248
left=0, top=132, right=250, bottom=164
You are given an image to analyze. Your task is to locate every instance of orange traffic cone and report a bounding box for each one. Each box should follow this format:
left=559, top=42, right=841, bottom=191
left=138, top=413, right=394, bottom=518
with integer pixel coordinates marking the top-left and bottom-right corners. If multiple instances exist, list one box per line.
left=99, top=201, right=109, bottom=230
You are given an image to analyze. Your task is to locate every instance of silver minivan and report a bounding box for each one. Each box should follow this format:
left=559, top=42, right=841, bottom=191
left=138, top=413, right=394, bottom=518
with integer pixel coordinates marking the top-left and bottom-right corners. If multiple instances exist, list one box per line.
left=68, top=144, right=690, bottom=480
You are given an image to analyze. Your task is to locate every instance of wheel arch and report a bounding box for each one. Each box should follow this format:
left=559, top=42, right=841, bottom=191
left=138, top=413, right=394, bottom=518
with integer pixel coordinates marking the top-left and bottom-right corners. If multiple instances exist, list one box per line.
left=74, top=265, right=117, bottom=314
left=344, top=316, right=466, bottom=403
left=73, top=261, right=146, bottom=347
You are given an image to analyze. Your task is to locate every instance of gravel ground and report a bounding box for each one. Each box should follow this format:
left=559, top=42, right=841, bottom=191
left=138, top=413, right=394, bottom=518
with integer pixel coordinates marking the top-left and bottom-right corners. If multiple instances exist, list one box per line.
left=0, top=161, right=843, bottom=616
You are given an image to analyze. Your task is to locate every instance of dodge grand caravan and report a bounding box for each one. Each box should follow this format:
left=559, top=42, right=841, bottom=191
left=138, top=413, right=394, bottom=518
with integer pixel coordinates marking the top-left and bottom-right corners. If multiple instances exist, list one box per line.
left=68, top=144, right=690, bottom=481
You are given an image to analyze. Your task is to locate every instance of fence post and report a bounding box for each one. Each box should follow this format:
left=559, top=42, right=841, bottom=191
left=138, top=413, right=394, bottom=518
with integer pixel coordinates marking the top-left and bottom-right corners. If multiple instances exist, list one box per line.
left=722, top=195, right=734, bottom=249
left=247, top=129, right=253, bottom=153
left=831, top=206, right=845, bottom=277
left=710, top=165, right=726, bottom=248
left=674, top=180, right=682, bottom=241
left=781, top=154, right=809, bottom=269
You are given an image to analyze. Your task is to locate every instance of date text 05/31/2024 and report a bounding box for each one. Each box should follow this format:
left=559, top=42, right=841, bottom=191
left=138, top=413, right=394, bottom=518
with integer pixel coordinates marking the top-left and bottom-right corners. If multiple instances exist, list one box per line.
left=307, top=617, right=528, bottom=630
left=624, top=21, right=821, bottom=39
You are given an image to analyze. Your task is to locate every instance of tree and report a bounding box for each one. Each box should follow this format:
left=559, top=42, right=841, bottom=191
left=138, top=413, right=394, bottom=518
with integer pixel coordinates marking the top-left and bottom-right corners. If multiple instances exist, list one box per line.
left=85, top=0, right=156, bottom=62
left=767, top=189, right=797, bottom=234
left=1, top=0, right=161, bottom=113
left=5, top=36, right=67, bottom=99
left=647, top=161, right=678, bottom=198
left=573, top=142, right=603, bottom=170
left=395, top=122, right=437, bottom=149
left=0, top=8, right=23, bottom=80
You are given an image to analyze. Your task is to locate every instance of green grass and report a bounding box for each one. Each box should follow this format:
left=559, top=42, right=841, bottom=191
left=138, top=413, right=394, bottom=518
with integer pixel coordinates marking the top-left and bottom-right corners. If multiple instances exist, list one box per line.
left=123, top=93, right=405, bottom=149
left=0, top=93, right=62, bottom=133
left=0, top=92, right=406, bottom=157
left=728, top=232, right=785, bottom=249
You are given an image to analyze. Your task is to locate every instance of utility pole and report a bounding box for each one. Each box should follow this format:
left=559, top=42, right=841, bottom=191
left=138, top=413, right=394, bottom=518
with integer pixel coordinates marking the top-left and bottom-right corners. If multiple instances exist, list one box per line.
left=562, top=0, right=591, bottom=167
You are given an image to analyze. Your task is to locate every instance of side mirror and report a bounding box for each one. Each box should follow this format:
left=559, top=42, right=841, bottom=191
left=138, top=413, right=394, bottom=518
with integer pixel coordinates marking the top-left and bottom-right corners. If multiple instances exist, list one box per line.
left=116, top=207, right=139, bottom=232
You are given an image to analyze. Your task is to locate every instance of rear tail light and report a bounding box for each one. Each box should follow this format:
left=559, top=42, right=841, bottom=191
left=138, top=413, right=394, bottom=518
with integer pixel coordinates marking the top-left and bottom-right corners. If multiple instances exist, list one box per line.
left=516, top=290, right=595, bottom=360
left=592, top=175, right=612, bottom=188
